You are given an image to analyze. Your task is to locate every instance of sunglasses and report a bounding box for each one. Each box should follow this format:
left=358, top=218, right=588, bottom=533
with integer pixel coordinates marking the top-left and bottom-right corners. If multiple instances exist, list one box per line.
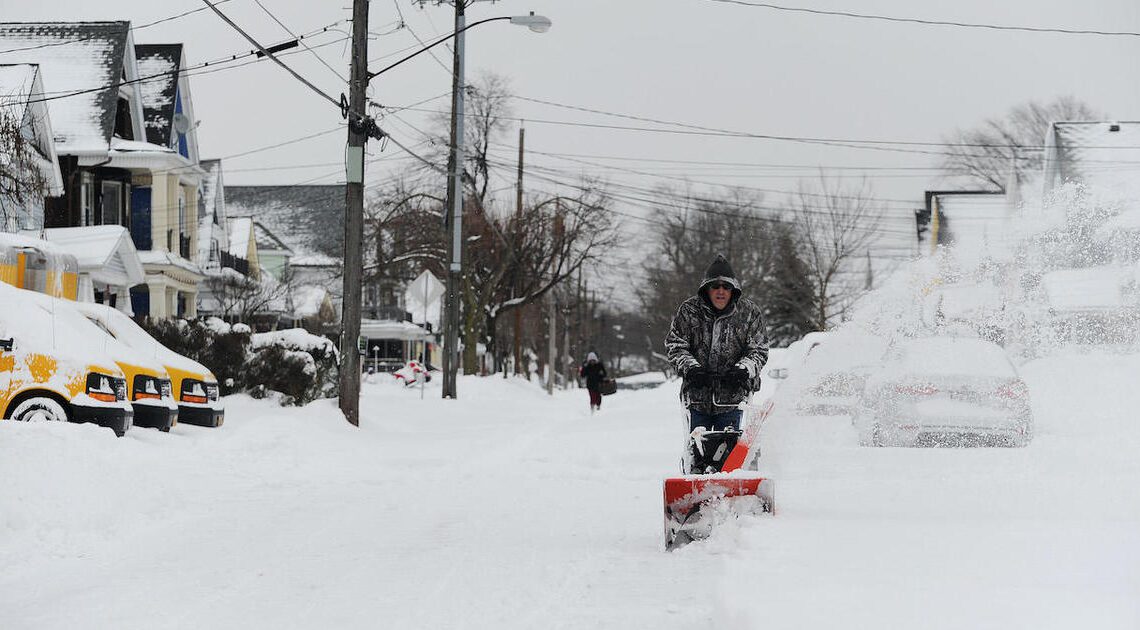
left=708, top=282, right=733, bottom=291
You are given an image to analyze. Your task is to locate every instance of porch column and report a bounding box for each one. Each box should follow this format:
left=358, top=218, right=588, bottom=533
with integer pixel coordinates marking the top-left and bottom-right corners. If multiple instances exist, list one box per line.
left=184, top=289, right=198, bottom=318
left=148, top=280, right=167, bottom=318
left=115, top=286, right=132, bottom=315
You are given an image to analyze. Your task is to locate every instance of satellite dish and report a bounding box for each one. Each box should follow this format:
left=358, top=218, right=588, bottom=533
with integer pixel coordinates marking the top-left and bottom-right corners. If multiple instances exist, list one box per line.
left=172, top=112, right=191, bottom=134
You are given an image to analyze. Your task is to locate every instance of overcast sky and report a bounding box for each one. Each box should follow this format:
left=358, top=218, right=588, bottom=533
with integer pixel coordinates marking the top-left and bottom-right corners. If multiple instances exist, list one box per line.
left=6, top=0, right=1140, bottom=294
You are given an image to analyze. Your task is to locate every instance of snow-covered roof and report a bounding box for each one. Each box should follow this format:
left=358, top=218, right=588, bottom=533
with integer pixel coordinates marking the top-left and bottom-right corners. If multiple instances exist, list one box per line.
left=40, top=225, right=144, bottom=287
left=225, top=185, right=345, bottom=263
left=359, top=318, right=432, bottom=341
left=133, top=44, right=180, bottom=147
left=196, top=159, right=226, bottom=266
left=1041, top=266, right=1131, bottom=312
left=1045, top=122, right=1140, bottom=224
left=927, top=192, right=1015, bottom=260
left=137, top=249, right=203, bottom=277
left=292, top=284, right=330, bottom=318
left=0, top=63, right=63, bottom=196
left=227, top=217, right=253, bottom=258
left=253, top=221, right=292, bottom=254
left=0, top=22, right=130, bottom=154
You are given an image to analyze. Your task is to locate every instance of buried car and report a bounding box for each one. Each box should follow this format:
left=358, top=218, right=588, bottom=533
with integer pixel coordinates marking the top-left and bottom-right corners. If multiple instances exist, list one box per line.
left=0, top=282, right=133, bottom=435
left=853, top=336, right=1033, bottom=447
left=73, top=302, right=224, bottom=427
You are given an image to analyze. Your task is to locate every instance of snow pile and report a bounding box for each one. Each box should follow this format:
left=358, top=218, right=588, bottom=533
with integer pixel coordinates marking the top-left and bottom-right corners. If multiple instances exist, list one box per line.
left=2, top=355, right=1139, bottom=628
left=250, top=327, right=337, bottom=356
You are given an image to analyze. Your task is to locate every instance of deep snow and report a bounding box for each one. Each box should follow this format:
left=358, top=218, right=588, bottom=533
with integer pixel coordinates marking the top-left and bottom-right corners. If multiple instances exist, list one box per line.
left=2, top=352, right=1140, bottom=629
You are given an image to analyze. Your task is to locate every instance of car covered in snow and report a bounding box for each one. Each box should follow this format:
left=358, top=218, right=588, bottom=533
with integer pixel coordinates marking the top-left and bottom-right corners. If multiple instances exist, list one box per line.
left=0, top=282, right=133, bottom=435
left=853, top=336, right=1033, bottom=447
left=73, top=302, right=224, bottom=428
left=778, top=331, right=887, bottom=417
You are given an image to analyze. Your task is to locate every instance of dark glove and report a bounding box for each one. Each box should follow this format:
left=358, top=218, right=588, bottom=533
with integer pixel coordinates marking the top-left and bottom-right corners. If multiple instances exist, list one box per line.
left=725, top=365, right=750, bottom=387
left=686, top=366, right=712, bottom=387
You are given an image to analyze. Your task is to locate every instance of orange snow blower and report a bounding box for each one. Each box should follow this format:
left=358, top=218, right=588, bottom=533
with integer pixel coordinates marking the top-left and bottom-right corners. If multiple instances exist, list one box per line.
left=664, top=401, right=774, bottom=551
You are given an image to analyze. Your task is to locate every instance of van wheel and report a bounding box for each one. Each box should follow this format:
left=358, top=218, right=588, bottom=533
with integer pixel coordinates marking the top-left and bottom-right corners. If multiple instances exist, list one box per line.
left=10, top=398, right=69, bottom=423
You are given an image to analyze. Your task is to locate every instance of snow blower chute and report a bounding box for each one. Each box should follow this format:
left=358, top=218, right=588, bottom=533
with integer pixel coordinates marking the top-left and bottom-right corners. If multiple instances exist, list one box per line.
left=664, top=401, right=774, bottom=551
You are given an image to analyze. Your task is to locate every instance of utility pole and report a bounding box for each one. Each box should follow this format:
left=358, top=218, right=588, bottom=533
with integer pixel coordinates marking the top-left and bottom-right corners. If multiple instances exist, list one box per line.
left=513, top=123, right=524, bottom=377
left=563, top=304, right=570, bottom=389
left=441, top=0, right=466, bottom=399
left=547, top=297, right=556, bottom=395
left=338, top=0, right=369, bottom=426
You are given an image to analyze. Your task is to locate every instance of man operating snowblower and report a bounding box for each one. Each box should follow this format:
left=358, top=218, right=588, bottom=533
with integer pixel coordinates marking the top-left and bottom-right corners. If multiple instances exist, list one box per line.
left=662, top=254, right=772, bottom=549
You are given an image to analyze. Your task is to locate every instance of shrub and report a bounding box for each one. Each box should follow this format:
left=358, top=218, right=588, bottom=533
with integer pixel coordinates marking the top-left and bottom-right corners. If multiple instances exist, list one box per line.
left=137, top=318, right=338, bottom=406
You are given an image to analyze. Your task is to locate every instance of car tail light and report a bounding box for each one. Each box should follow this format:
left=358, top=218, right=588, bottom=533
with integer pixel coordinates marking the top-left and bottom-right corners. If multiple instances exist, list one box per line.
left=86, top=373, right=119, bottom=403
left=995, top=379, right=1029, bottom=400
left=894, top=382, right=938, bottom=396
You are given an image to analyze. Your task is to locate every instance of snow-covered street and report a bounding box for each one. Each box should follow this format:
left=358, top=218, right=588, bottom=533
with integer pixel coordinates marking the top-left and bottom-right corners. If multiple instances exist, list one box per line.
left=3, top=351, right=1139, bottom=629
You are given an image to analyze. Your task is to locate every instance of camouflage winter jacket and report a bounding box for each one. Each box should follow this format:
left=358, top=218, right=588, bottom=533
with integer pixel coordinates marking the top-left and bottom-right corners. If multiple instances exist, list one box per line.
left=665, top=295, right=769, bottom=413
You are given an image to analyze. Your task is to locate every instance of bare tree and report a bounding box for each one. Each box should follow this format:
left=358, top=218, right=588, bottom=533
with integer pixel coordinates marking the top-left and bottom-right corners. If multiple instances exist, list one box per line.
left=942, top=96, right=1102, bottom=190
left=0, top=106, right=49, bottom=230
left=204, top=268, right=294, bottom=326
left=786, top=175, right=885, bottom=329
left=637, top=187, right=813, bottom=355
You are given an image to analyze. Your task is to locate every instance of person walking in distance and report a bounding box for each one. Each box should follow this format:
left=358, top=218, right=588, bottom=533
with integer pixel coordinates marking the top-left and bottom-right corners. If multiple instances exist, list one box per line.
left=579, top=352, right=608, bottom=413
left=666, top=254, right=768, bottom=469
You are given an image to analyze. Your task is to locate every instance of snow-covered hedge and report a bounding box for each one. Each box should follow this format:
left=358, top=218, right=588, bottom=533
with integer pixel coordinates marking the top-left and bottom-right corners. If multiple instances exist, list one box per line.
left=139, top=318, right=339, bottom=406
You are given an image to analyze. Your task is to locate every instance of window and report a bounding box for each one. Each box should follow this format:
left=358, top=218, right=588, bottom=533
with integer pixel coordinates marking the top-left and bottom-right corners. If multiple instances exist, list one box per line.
left=113, top=97, right=134, bottom=140
left=80, top=173, right=94, bottom=226
left=101, top=181, right=123, bottom=226
left=178, top=189, right=186, bottom=234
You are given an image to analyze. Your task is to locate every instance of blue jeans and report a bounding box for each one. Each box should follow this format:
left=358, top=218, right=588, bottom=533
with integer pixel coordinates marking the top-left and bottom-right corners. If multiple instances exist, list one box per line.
left=689, top=408, right=742, bottom=432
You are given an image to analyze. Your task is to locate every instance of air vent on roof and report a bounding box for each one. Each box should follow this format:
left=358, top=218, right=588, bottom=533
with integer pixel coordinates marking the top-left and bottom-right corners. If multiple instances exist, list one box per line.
left=1109, top=124, right=1121, bottom=132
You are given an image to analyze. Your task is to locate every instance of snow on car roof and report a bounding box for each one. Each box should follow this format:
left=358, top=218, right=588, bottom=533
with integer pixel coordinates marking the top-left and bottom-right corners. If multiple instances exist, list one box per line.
left=0, top=282, right=157, bottom=372
left=70, top=301, right=210, bottom=376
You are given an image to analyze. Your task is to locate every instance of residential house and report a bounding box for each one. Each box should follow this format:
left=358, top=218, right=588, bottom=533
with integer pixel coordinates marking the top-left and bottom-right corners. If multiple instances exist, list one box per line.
left=252, top=220, right=292, bottom=282
left=225, top=184, right=344, bottom=324
left=227, top=216, right=259, bottom=280
left=0, top=23, right=205, bottom=318
left=915, top=190, right=1013, bottom=260
left=1042, top=121, right=1140, bottom=263
left=0, top=63, right=63, bottom=232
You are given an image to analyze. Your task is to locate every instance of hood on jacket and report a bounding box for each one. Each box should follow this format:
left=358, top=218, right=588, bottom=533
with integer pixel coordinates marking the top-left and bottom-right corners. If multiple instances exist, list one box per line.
left=586, top=351, right=599, bottom=363
left=698, top=254, right=742, bottom=310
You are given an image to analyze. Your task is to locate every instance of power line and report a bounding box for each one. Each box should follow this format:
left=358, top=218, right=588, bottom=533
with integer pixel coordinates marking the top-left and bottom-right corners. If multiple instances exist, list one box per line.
left=511, top=94, right=1076, bottom=152
left=200, top=0, right=340, bottom=110
left=251, top=0, right=347, bottom=83
left=701, top=0, right=1140, bottom=38
left=0, top=2, right=238, bottom=56
left=395, top=104, right=1049, bottom=160
left=18, top=23, right=345, bottom=105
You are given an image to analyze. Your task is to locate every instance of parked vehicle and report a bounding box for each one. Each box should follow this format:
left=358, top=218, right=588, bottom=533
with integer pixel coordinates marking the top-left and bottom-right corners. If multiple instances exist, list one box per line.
left=73, top=302, right=224, bottom=427
left=793, top=333, right=889, bottom=417
left=853, top=336, right=1033, bottom=447
left=82, top=315, right=179, bottom=431
left=0, top=282, right=133, bottom=436
left=0, top=233, right=79, bottom=300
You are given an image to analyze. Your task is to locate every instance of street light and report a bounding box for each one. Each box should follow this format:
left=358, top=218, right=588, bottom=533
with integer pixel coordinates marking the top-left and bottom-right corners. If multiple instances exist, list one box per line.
left=440, top=8, right=552, bottom=399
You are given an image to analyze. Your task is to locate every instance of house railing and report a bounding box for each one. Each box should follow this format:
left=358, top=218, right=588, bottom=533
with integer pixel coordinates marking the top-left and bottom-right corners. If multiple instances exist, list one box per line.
left=219, top=250, right=250, bottom=276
